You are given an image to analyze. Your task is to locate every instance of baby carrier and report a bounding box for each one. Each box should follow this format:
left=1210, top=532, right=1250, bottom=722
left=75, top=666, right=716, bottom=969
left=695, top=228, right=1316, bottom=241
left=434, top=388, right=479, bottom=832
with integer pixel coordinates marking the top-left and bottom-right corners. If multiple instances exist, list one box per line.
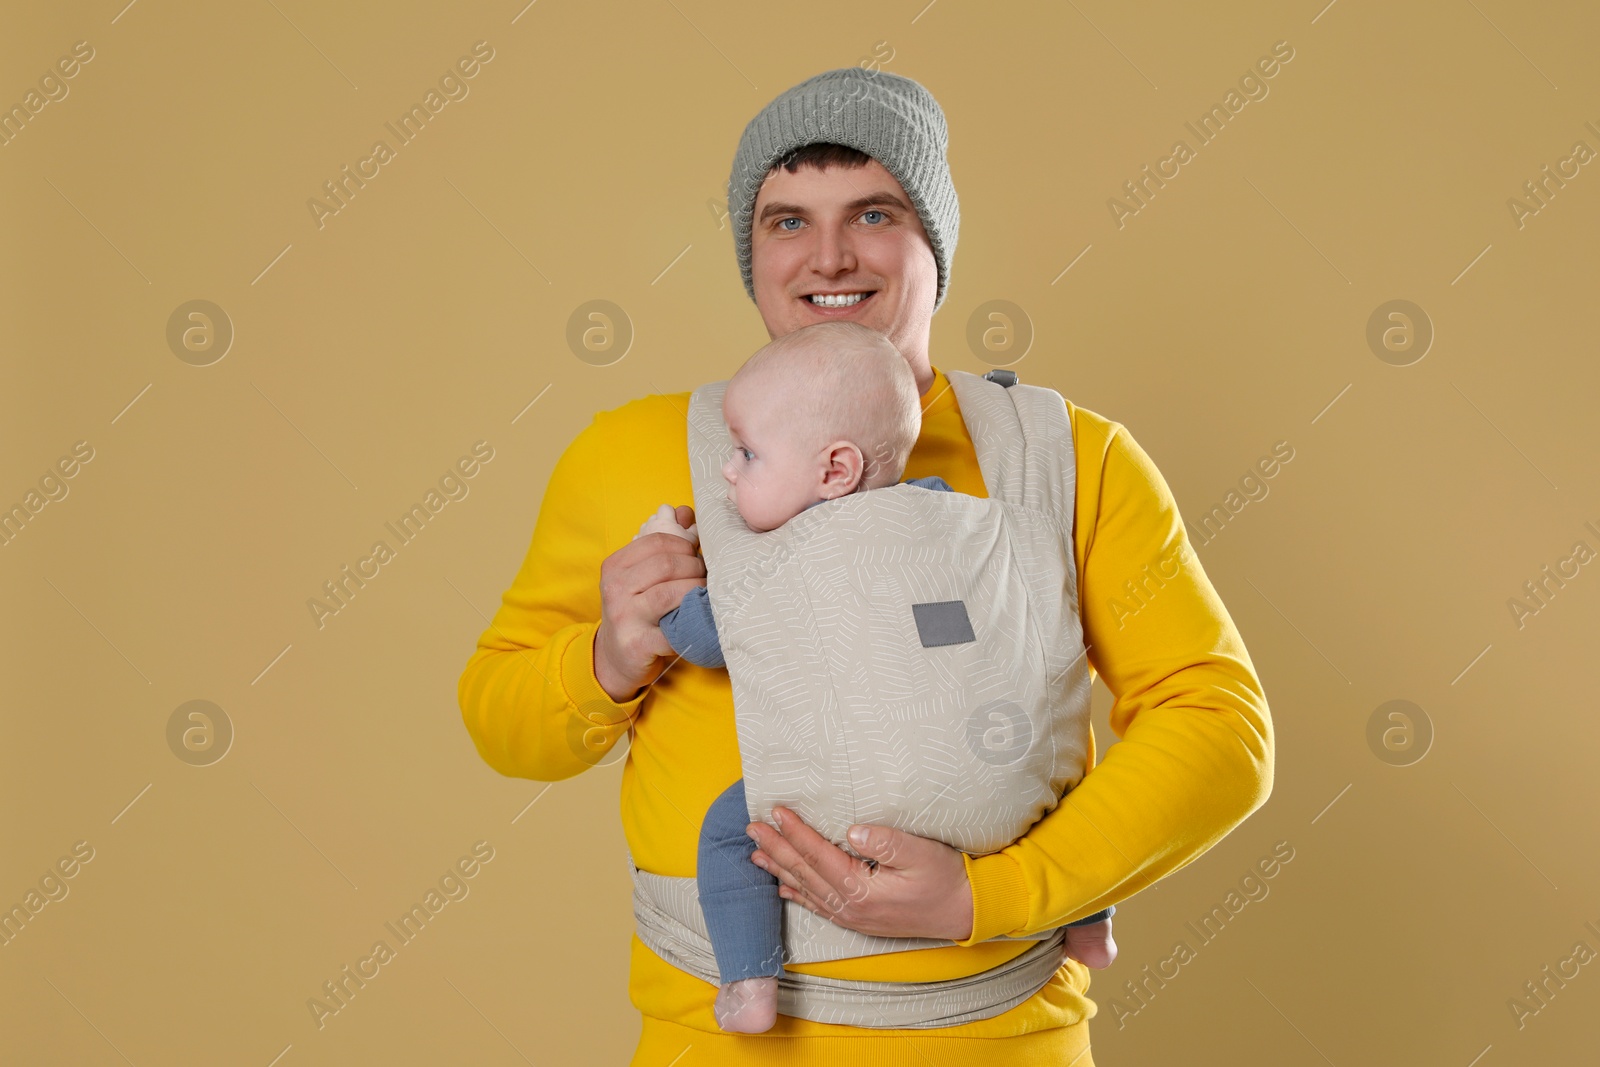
left=626, top=368, right=1096, bottom=1028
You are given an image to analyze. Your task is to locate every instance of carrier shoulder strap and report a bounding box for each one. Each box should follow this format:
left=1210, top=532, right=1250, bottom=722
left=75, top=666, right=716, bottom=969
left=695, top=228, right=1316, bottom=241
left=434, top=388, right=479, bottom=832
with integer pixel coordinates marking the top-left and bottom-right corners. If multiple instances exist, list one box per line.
left=944, top=368, right=1076, bottom=540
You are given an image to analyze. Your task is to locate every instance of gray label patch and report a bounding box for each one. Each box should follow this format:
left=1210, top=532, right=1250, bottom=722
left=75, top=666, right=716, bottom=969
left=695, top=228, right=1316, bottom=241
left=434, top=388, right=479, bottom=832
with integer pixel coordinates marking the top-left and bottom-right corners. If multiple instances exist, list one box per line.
left=911, top=600, right=976, bottom=648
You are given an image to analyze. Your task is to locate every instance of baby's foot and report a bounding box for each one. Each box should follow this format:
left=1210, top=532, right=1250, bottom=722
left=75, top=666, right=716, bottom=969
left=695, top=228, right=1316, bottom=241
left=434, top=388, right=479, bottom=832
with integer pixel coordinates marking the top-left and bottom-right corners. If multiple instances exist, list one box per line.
left=1062, top=919, right=1118, bottom=969
left=713, top=975, right=778, bottom=1033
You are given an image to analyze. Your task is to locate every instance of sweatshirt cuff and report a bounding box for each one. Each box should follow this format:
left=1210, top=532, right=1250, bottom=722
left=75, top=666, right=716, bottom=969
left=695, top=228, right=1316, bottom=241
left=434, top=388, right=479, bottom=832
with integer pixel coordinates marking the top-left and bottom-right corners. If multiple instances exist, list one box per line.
left=560, top=623, right=648, bottom=725
left=954, top=850, right=1032, bottom=946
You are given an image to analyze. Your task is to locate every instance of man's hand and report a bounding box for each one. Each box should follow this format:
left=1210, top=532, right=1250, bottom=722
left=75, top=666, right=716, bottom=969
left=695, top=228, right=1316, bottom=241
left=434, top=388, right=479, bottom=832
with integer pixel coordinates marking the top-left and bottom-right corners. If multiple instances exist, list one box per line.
left=747, top=805, right=975, bottom=942
left=593, top=504, right=705, bottom=702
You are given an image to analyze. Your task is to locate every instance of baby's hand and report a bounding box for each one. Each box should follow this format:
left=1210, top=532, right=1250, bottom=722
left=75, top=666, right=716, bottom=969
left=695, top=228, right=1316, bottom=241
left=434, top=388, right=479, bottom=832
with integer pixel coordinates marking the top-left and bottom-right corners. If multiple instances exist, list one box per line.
left=635, top=503, right=699, bottom=547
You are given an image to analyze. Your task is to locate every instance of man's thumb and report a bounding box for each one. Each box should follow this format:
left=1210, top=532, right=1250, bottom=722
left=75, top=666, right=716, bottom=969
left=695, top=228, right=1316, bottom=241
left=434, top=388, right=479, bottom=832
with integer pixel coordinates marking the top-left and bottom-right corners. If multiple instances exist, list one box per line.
left=848, top=824, right=902, bottom=865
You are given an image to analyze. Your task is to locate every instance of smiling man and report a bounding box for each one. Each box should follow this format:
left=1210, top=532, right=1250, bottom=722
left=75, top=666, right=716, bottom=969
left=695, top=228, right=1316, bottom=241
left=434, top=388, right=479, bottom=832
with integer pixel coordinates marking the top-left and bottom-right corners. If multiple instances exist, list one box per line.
left=746, top=153, right=939, bottom=394
left=458, top=67, right=1274, bottom=1064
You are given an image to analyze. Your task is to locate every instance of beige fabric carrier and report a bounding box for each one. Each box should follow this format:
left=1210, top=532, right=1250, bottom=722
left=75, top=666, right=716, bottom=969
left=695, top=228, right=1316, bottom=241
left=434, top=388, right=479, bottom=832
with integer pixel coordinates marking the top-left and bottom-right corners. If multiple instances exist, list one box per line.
left=626, top=368, right=1096, bottom=1029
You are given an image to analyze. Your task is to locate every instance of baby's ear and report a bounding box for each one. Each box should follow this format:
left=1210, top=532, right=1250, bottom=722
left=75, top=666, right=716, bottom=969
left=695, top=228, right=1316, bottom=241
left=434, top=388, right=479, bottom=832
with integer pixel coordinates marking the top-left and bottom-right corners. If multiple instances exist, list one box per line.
left=820, top=441, right=866, bottom=493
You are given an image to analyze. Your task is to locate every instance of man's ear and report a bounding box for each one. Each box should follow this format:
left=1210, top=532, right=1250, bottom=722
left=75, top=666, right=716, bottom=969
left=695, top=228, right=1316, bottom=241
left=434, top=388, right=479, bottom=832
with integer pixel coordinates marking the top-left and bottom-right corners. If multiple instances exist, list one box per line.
left=818, top=441, right=866, bottom=498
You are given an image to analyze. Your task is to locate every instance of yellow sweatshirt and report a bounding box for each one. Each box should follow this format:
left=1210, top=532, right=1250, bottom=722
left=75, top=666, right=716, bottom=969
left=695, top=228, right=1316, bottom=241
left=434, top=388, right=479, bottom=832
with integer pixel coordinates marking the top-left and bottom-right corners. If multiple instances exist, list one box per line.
left=458, top=366, right=1273, bottom=1066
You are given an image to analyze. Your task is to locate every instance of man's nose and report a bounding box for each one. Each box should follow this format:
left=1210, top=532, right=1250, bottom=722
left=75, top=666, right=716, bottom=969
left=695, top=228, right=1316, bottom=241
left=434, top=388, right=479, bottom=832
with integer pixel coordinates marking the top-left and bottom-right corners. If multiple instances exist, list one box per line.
left=810, top=221, right=857, bottom=275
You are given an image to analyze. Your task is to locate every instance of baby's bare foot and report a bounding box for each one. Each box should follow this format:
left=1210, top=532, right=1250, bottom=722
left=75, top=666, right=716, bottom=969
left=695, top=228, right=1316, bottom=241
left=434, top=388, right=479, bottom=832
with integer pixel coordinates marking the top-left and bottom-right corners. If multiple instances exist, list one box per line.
left=714, top=976, right=778, bottom=1033
left=1063, top=919, right=1118, bottom=969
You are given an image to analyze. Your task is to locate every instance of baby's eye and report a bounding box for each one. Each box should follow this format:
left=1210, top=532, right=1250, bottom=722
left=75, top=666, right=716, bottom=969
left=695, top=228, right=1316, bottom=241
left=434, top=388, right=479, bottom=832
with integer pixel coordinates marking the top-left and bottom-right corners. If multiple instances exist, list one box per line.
left=740, top=447, right=754, bottom=461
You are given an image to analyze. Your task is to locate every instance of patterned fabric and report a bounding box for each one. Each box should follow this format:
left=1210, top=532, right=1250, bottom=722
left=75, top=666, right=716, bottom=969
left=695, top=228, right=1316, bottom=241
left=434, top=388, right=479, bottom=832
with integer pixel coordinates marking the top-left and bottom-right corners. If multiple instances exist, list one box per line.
left=658, top=476, right=955, bottom=669
left=627, top=369, right=1096, bottom=1027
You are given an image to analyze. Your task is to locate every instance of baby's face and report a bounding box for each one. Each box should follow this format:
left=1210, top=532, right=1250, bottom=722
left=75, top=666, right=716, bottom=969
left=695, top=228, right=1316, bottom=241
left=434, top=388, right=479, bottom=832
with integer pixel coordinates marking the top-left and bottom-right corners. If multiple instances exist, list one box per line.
left=721, top=384, right=826, bottom=533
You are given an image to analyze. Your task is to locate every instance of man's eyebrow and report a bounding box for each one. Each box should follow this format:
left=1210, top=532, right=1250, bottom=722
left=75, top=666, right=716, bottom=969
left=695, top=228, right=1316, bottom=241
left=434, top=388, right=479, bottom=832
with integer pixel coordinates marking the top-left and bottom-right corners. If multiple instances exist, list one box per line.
left=757, top=192, right=911, bottom=224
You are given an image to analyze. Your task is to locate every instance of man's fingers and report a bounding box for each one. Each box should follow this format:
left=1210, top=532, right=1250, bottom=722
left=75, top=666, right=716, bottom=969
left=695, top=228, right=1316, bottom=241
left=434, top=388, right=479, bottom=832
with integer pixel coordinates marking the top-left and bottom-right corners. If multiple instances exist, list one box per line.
left=634, top=538, right=705, bottom=583
left=764, top=807, right=834, bottom=868
left=636, top=626, right=675, bottom=662
left=755, top=857, right=812, bottom=908
left=644, top=577, right=710, bottom=620
left=749, top=817, right=973, bottom=941
left=605, top=538, right=704, bottom=622
left=763, top=807, right=869, bottom=907
left=783, top=886, right=824, bottom=919
left=643, top=548, right=706, bottom=601
left=752, top=830, right=819, bottom=898
left=749, top=820, right=818, bottom=889
left=612, top=530, right=700, bottom=574
left=594, top=510, right=707, bottom=691
left=847, top=823, right=911, bottom=870
left=600, top=537, right=692, bottom=610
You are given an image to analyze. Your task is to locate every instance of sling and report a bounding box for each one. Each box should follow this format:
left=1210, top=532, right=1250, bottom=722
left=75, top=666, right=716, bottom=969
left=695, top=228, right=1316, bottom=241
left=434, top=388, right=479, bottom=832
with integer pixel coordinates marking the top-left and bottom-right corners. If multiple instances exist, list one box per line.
left=627, top=369, right=1095, bottom=1027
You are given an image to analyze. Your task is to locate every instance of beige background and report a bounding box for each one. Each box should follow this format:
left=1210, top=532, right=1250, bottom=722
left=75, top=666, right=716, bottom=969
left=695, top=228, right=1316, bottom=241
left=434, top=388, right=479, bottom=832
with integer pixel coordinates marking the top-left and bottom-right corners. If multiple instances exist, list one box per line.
left=3, top=0, right=1597, bottom=1063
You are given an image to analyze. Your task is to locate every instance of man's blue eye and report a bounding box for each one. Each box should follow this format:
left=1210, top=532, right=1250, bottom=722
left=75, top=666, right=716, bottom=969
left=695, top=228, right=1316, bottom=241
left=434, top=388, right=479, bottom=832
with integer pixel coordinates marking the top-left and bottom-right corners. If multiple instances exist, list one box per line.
left=862, top=210, right=886, bottom=224
left=778, top=218, right=802, bottom=231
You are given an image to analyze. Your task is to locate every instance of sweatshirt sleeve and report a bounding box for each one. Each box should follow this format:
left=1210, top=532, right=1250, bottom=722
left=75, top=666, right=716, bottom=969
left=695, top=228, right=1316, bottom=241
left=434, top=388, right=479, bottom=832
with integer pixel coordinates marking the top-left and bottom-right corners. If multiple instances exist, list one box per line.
left=456, top=410, right=646, bottom=782
left=954, top=415, right=1275, bottom=944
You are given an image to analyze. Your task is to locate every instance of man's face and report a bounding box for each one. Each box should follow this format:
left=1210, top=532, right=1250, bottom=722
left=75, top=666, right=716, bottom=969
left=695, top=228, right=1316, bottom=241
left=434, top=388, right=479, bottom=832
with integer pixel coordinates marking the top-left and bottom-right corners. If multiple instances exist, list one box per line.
left=749, top=158, right=937, bottom=376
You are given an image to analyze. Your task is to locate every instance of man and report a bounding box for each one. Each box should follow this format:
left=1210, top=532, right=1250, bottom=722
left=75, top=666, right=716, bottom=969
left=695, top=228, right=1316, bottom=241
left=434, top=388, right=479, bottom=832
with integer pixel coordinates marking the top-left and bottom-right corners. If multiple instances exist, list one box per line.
left=459, top=66, right=1273, bottom=1063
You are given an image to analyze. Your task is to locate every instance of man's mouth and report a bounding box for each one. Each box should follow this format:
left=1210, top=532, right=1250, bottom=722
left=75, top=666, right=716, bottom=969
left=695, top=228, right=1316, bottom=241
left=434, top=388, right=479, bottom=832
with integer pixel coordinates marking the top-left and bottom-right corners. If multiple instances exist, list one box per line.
left=805, top=291, right=876, bottom=311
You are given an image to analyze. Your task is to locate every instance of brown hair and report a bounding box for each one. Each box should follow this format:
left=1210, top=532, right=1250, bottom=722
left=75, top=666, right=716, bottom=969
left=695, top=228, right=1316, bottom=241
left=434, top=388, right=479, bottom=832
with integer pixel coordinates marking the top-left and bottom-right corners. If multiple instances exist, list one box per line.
left=771, top=142, right=874, bottom=176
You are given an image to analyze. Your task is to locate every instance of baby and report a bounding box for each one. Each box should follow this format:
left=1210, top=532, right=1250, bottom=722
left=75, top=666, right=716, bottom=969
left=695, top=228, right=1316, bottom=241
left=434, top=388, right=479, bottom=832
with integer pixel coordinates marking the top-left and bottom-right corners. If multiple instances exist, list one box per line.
left=634, top=321, right=1116, bottom=1033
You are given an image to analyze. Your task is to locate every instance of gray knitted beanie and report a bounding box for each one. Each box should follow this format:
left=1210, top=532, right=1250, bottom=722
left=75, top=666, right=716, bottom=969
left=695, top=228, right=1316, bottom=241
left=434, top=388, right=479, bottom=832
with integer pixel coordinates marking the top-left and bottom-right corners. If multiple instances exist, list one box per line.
left=728, top=67, right=959, bottom=312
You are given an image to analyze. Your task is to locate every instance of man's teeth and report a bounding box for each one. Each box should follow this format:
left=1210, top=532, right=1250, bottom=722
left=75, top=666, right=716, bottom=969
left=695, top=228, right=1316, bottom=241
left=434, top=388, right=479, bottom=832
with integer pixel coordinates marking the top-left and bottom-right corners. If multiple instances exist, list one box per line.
left=809, top=292, right=870, bottom=307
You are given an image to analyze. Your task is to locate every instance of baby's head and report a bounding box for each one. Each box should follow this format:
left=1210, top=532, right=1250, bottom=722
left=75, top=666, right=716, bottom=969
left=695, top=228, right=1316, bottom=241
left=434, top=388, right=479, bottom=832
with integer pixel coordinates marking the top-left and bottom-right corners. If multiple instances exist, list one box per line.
left=722, top=321, right=921, bottom=533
